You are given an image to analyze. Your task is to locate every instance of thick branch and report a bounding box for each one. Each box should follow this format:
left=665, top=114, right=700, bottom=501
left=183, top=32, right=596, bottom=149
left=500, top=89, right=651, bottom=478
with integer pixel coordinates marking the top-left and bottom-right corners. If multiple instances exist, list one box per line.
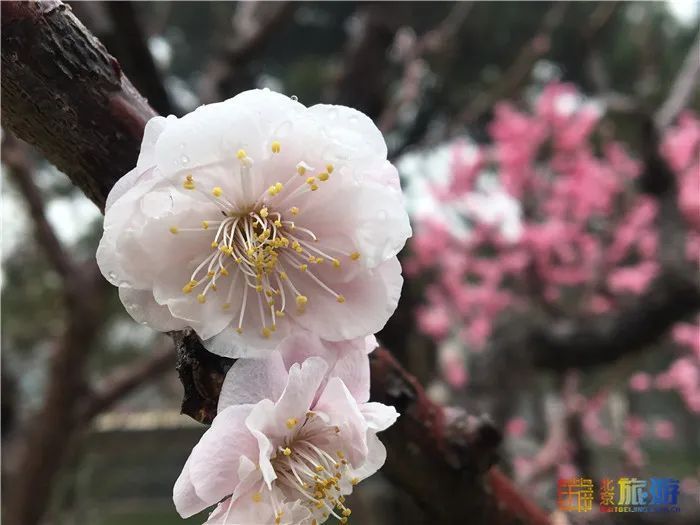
left=1, top=0, right=157, bottom=210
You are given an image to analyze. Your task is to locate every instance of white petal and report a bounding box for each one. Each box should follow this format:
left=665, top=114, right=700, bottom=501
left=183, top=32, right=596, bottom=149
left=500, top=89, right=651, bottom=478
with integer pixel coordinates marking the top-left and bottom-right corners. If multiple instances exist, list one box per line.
left=352, top=432, right=388, bottom=481
left=184, top=405, right=258, bottom=514
left=360, top=402, right=399, bottom=432
left=292, top=257, right=403, bottom=341
left=307, top=104, right=387, bottom=163
left=217, top=351, right=288, bottom=412
left=173, top=459, right=209, bottom=518
left=118, top=287, right=188, bottom=332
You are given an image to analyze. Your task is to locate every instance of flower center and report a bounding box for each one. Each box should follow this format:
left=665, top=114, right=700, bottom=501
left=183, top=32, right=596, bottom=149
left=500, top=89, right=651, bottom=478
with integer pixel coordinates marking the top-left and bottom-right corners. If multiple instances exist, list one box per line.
left=269, top=414, right=355, bottom=524
left=169, top=146, right=361, bottom=337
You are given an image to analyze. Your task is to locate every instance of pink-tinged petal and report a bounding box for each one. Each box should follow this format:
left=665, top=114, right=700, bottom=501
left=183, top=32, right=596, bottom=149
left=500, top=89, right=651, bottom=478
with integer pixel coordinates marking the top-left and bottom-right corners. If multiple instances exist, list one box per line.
left=352, top=432, right=387, bottom=481
left=314, top=377, right=368, bottom=465
left=245, top=399, right=278, bottom=487
left=218, top=351, right=288, bottom=412
left=330, top=343, right=371, bottom=404
left=294, top=257, right=403, bottom=341
left=180, top=405, right=258, bottom=516
left=360, top=402, right=399, bottom=431
left=273, top=357, right=329, bottom=430
left=173, top=459, right=209, bottom=518
left=118, top=287, right=188, bottom=332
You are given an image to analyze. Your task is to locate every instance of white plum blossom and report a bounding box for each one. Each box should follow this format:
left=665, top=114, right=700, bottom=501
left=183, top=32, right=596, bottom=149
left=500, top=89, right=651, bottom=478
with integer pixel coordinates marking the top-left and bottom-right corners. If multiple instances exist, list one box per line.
left=97, top=89, right=411, bottom=355
left=173, top=332, right=398, bottom=524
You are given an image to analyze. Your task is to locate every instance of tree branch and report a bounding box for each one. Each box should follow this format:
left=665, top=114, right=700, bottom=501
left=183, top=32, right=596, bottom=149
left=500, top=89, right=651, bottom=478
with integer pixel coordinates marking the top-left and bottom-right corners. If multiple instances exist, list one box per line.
left=655, top=29, right=700, bottom=129
left=1, top=0, right=157, bottom=210
left=78, top=342, right=175, bottom=423
left=2, top=135, right=77, bottom=280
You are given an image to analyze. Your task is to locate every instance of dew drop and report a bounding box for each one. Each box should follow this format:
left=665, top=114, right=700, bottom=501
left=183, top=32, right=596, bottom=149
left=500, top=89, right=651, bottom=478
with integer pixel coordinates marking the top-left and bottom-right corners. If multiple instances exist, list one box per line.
left=291, top=95, right=298, bottom=102
left=181, top=155, right=189, bottom=165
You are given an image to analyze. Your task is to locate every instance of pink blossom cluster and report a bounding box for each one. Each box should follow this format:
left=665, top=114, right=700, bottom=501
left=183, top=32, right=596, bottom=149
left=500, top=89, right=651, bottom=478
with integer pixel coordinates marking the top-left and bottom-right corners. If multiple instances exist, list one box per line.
left=407, top=83, right=700, bottom=391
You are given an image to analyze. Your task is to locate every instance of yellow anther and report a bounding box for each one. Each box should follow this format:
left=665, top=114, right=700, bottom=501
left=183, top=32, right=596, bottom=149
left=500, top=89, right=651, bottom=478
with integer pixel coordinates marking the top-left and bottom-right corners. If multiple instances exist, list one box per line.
left=169, top=226, right=178, bottom=234
left=326, top=163, right=334, bottom=173
left=290, top=206, right=299, bottom=216
left=261, top=327, right=272, bottom=338
left=252, top=492, right=262, bottom=503
left=222, top=303, right=231, bottom=310
left=279, top=271, right=288, bottom=280
left=315, top=465, right=324, bottom=472
left=318, top=172, right=329, bottom=182
left=236, top=327, right=243, bottom=334
left=236, top=149, right=247, bottom=160
left=336, top=295, right=346, bottom=303
left=308, top=256, right=317, bottom=263
left=276, top=310, right=285, bottom=317
left=338, top=496, right=345, bottom=503
left=207, top=271, right=215, bottom=278
left=197, top=294, right=206, bottom=304
left=342, top=509, right=352, bottom=517
left=299, top=264, right=308, bottom=272
left=350, top=251, right=361, bottom=260
left=201, top=220, right=209, bottom=230
left=282, top=447, right=292, bottom=456
left=297, top=164, right=307, bottom=175
left=182, top=280, right=198, bottom=294
left=336, top=451, right=345, bottom=459
left=275, top=182, right=283, bottom=192
left=211, top=241, right=219, bottom=248
left=296, top=295, right=308, bottom=307
left=260, top=207, right=269, bottom=218
left=255, top=284, right=263, bottom=292
left=273, top=219, right=282, bottom=227
left=332, top=258, right=341, bottom=268
left=183, top=178, right=195, bottom=190
left=310, top=184, right=319, bottom=191
left=306, top=176, right=315, bottom=185
left=340, top=518, right=348, bottom=524
left=286, top=417, right=298, bottom=429
left=268, top=185, right=278, bottom=196
left=351, top=477, right=359, bottom=485
left=271, top=141, right=281, bottom=153
left=213, top=187, right=224, bottom=197
left=220, top=267, right=229, bottom=276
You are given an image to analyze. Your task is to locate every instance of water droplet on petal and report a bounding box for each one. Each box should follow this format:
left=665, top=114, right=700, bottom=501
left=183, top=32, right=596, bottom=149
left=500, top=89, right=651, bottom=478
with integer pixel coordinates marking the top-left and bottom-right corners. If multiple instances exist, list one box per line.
left=181, top=155, right=189, bottom=165
left=291, top=95, right=298, bottom=102
left=108, top=271, right=117, bottom=280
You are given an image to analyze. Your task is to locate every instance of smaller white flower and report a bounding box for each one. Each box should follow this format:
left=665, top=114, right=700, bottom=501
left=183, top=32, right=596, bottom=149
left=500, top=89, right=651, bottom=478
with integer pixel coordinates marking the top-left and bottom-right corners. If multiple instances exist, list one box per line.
left=173, top=332, right=398, bottom=525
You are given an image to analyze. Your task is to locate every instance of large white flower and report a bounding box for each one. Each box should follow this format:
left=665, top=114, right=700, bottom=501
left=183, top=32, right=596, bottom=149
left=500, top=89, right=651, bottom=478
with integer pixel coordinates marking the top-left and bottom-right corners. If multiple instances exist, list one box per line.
left=97, top=89, right=411, bottom=355
left=173, top=332, right=398, bottom=524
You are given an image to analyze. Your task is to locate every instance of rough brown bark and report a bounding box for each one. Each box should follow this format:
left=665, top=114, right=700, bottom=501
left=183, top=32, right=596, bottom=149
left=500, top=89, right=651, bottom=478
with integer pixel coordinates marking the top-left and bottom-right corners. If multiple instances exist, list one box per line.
left=1, top=0, right=157, bottom=210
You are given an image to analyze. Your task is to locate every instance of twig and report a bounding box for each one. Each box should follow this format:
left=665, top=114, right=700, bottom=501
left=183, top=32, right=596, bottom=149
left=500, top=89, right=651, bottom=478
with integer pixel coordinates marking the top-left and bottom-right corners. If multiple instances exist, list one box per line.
left=78, top=342, right=175, bottom=423
left=655, top=30, right=700, bottom=129
left=456, top=2, right=568, bottom=126
left=2, top=135, right=76, bottom=280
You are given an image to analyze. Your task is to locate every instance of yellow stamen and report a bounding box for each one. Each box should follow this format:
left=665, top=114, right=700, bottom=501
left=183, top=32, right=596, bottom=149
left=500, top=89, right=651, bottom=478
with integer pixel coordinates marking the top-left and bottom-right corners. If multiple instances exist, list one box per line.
left=197, top=294, right=206, bottom=304
left=350, top=251, right=361, bottom=260
left=282, top=447, right=292, bottom=456
left=326, top=163, right=334, bottom=173
left=169, top=226, right=178, bottom=234
left=252, top=492, right=262, bottom=503
left=212, top=186, right=223, bottom=197
left=261, top=327, right=271, bottom=338
left=271, top=140, right=281, bottom=153
left=201, top=220, right=209, bottom=229
left=318, top=172, right=329, bottom=182
left=260, top=207, right=269, bottom=218
left=286, top=417, right=298, bottom=429
left=296, top=295, right=308, bottom=307
left=290, top=206, right=299, bottom=216
left=236, top=149, right=247, bottom=160
left=336, top=295, right=346, bottom=303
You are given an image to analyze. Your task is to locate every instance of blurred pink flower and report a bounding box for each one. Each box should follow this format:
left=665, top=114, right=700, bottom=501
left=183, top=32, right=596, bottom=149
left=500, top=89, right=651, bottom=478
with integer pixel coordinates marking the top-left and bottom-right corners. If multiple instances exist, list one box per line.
left=629, top=372, right=652, bottom=392
left=505, top=417, right=528, bottom=438
left=653, top=420, right=675, bottom=441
